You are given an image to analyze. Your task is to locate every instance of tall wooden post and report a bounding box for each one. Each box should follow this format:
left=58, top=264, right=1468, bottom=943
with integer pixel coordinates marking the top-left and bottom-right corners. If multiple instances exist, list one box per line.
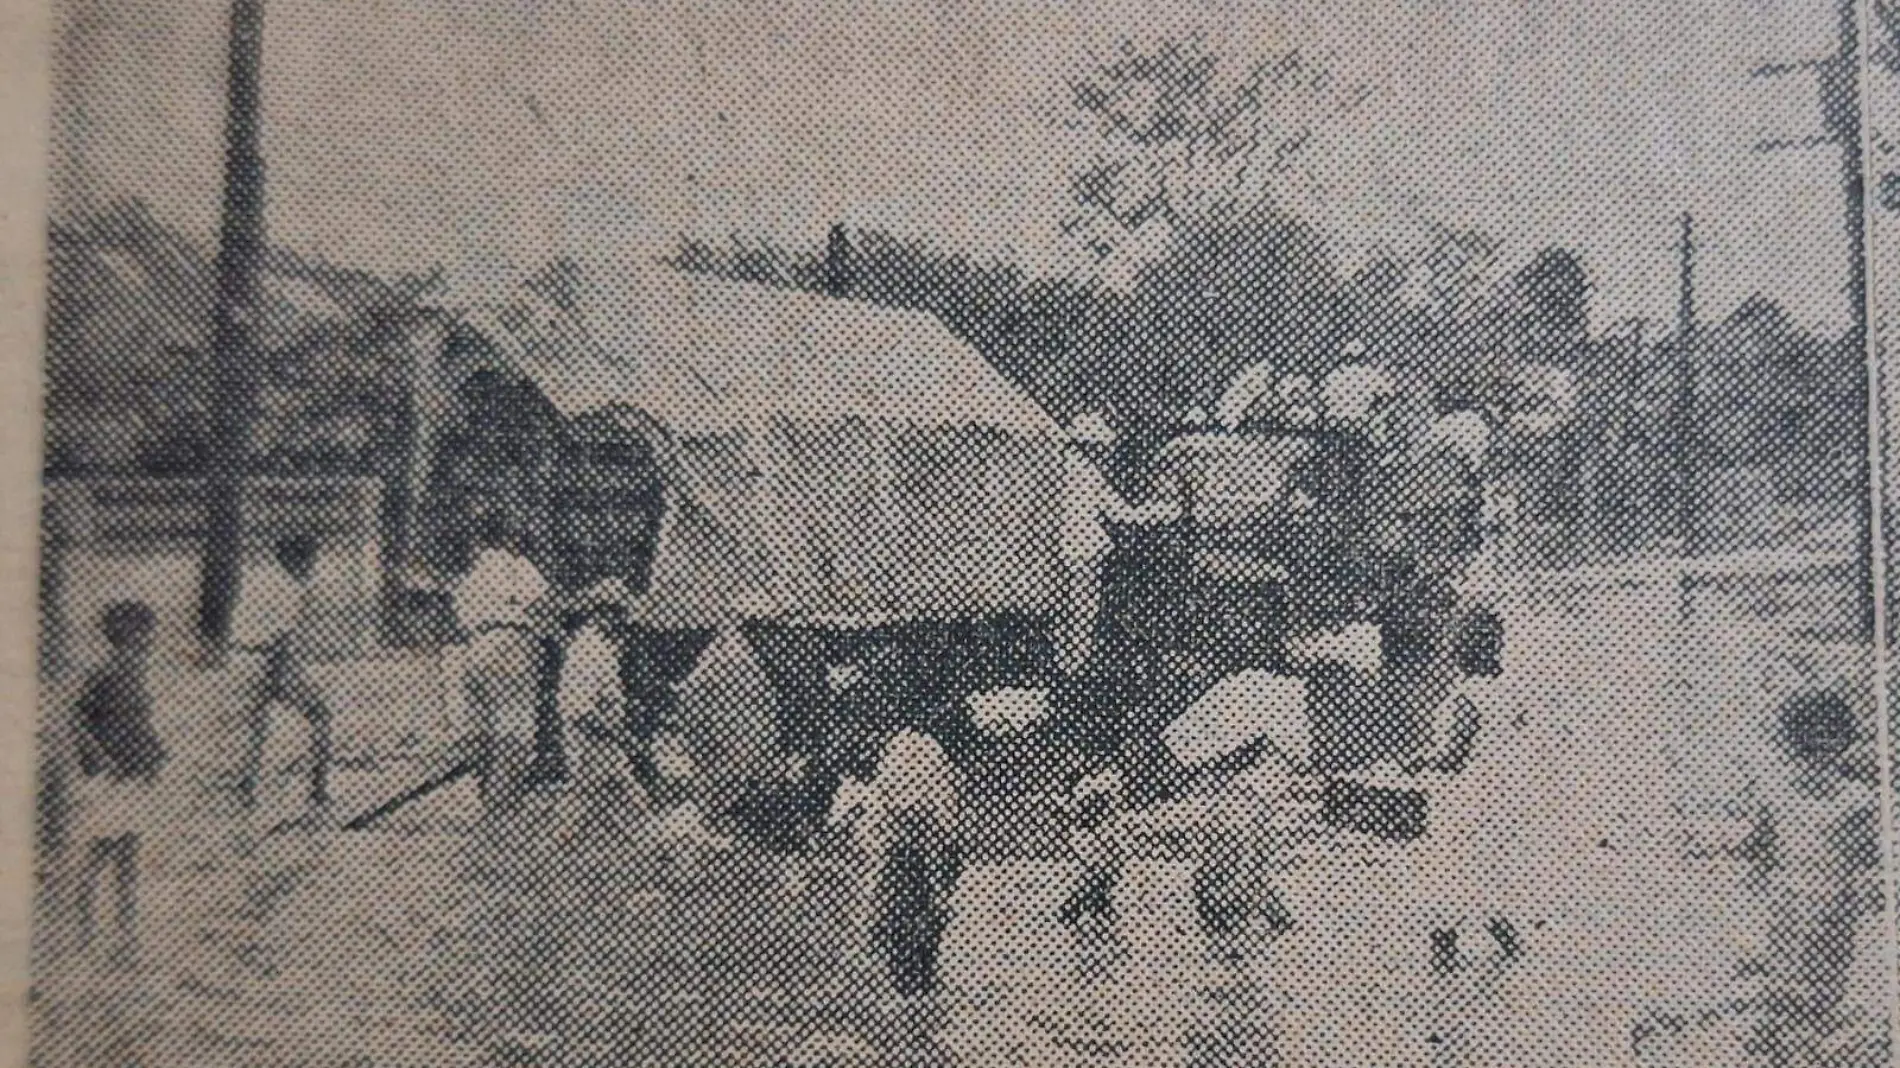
left=1750, top=0, right=1879, bottom=642
left=1620, top=321, right=1646, bottom=547
left=196, top=0, right=267, bottom=653
left=1674, top=214, right=1699, bottom=560
left=377, top=317, right=449, bottom=648
left=1825, top=0, right=1875, bottom=643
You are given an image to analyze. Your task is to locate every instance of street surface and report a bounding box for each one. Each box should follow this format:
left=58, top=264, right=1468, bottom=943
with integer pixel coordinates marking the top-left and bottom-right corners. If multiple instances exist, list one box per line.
left=28, top=560, right=1894, bottom=1067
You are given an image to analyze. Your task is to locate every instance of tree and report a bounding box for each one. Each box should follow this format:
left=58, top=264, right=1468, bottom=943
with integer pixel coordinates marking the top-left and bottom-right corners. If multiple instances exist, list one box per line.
left=1121, top=208, right=1340, bottom=407
left=1060, top=37, right=1366, bottom=288
left=1514, top=247, right=1590, bottom=362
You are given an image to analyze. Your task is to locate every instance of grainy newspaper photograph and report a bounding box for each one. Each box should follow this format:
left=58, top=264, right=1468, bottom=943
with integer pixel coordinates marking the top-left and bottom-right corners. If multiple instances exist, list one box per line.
left=14, top=0, right=1900, bottom=1065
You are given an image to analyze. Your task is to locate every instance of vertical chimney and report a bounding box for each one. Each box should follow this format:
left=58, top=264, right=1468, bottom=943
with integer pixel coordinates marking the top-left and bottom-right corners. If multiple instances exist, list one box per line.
left=825, top=223, right=851, bottom=297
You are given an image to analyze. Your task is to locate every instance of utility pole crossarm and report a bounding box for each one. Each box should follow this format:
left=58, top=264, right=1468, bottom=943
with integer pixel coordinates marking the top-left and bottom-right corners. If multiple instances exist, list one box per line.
left=1755, top=134, right=1843, bottom=154
left=1752, top=56, right=1835, bottom=78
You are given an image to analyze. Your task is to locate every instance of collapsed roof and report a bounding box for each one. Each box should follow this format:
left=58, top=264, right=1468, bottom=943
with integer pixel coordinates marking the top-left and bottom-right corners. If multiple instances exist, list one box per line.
left=448, top=265, right=1066, bottom=628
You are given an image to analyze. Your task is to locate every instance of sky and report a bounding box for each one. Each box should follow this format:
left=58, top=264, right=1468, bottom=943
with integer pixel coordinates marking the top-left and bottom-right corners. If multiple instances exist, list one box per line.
left=46, top=0, right=1860, bottom=334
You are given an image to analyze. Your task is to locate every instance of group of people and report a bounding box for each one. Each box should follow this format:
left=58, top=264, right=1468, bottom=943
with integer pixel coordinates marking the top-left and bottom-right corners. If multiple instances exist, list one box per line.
left=56, top=532, right=333, bottom=965
left=451, top=524, right=979, bottom=1004
left=1045, top=344, right=1519, bottom=974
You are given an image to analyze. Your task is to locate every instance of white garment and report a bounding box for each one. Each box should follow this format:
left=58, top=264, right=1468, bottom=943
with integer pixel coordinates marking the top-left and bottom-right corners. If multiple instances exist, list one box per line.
left=454, top=549, right=549, bottom=633
left=558, top=622, right=623, bottom=727
left=826, top=774, right=891, bottom=959
left=874, top=730, right=960, bottom=832
left=1163, top=671, right=1313, bottom=771
left=967, top=687, right=1051, bottom=736
left=1061, top=449, right=1119, bottom=563
left=462, top=625, right=542, bottom=744
left=1321, top=363, right=1395, bottom=423
left=230, top=562, right=307, bottom=652
left=1214, top=360, right=1279, bottom=431
left=1287, top=624, right=1383, bottom=678
left=1428, top=409, right=1492, bottom=470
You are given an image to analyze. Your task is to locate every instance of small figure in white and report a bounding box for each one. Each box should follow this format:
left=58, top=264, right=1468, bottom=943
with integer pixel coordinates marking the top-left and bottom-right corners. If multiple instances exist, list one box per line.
left=231, top=534, right=332, bottom=813
left=1058, top=769, right=1127, bottom=933
left=556, top=578, right=635, bottom=831
left=870, top=725, right=963, bottom=999
left=825, top=764, right=889, bottom=969
left=454, top=531, right=553, bottom=818
left=1214, top=362, right=1279, bottom=432
left=814, top=663, right=895, bottom=972
left=1320, top=343, right=1397, bottom=429
left=1193, top=760, right=1302, bottom=942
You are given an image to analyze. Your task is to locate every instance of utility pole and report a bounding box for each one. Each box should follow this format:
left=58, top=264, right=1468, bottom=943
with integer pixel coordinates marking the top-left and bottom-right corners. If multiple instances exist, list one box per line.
left=1752, top=0, right=1876, bottom=642
left=197, top=0, right=267, bottom=654
left=1675, top=214, right=1700, bottom=559
left=1612, top=319, right=1646, bottom=546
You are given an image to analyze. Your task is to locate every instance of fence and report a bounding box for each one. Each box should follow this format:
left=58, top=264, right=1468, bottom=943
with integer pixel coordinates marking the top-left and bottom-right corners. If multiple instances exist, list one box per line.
left=38, top=476, right=384, bottom=680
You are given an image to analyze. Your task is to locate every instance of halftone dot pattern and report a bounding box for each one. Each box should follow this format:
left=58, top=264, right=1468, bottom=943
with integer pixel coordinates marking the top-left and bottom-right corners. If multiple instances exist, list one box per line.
left=26, top=4, right=1900, bottom=1067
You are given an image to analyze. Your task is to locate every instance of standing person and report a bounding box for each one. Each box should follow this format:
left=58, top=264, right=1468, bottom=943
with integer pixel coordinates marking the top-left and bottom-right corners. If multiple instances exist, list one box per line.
left=69, top=601, right=167, bottom=963
left=455, top=533, right=553, bottom=819
left=1387, top=605, right=1527, bottom=1068
left=232, top=534, right=332, bottom=812
left=449, top=525, right=571, bottom=1059
left=1192, top=747, right=1302, bottom=943
left=556, top=579, right=635, bottom=832
left=817, top=664, right=892, bottom=972
left=870, top=725, right=963, bottom=999
left=1058, top=411, right=1179, bottom=679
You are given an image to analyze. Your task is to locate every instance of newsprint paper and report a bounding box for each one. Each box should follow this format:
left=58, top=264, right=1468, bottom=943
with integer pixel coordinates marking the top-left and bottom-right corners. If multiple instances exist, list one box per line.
left=1, top=1, right=1900, bottom=1066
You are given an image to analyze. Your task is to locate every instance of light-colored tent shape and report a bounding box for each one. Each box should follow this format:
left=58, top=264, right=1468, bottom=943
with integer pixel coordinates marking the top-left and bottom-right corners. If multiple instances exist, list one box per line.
left=456, top=265, right=1066, bottom=630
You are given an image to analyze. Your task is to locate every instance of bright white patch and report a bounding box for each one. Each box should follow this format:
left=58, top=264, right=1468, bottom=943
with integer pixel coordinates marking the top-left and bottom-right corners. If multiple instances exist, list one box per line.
left=1163, top=670, right=1312, bottom=771
left=966, top=687, right=1050, bottom=736
left=1288, top=623, right=1383, bottom=677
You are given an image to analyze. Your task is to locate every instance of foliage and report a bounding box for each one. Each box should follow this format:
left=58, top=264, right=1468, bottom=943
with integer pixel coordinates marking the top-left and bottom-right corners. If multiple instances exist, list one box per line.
left=669, top=30, right=1857, bottom=537
left=1059, top=37, right=1368, bottom=288
left=43, top=199, right=439, bottom=477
